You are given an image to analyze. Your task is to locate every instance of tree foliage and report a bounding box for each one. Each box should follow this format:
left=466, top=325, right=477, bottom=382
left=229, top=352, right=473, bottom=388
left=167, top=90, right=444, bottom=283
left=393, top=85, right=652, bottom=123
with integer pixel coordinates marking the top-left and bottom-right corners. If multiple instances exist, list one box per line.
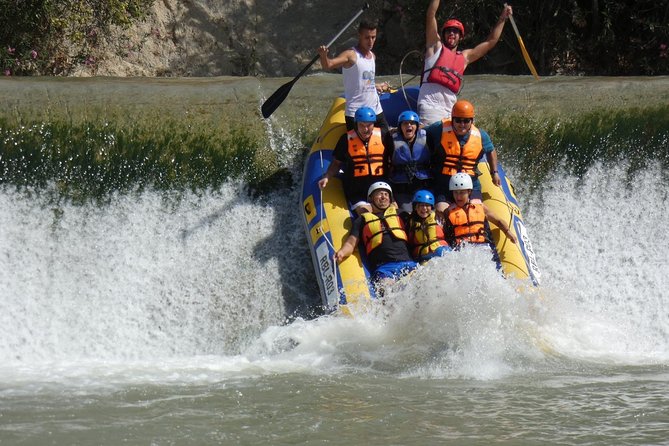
left=0, top=0, right=154, bottom=75
left=1, top=0, right=668, bottom=76
left=374, top=0, right=669, bottom=76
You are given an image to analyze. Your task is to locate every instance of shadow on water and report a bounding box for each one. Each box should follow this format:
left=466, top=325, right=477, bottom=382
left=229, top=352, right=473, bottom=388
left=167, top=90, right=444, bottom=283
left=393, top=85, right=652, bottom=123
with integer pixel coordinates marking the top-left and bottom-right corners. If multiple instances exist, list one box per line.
left=250, top=169, right=324, bottom=320
left=176, top=168, right=323, bottom=321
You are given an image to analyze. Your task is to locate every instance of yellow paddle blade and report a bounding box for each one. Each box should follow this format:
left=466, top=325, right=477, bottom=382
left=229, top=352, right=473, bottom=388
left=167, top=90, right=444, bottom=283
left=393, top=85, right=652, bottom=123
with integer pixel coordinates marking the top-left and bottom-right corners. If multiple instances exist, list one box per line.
left=508, top=13, right=540, bottom=80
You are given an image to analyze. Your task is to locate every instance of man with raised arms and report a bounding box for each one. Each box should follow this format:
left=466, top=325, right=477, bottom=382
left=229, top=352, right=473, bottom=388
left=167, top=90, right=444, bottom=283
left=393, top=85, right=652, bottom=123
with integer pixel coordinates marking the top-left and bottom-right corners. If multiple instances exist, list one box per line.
left=418, top=0, right=513, bottom=125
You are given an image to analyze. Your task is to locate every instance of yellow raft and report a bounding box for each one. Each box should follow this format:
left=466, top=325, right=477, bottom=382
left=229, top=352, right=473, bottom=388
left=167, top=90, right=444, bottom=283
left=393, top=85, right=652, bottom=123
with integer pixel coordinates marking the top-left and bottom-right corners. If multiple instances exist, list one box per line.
left=300, top=88, right=540, bottom=316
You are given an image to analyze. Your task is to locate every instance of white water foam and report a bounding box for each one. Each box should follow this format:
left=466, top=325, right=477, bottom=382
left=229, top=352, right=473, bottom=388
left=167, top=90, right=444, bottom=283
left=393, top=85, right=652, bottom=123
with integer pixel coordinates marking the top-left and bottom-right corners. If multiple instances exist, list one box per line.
left=1, top=162, right=667, bottom=389
left=521, top=163, right=669, bottom=363
left=0, top=183, right=315, bottom=388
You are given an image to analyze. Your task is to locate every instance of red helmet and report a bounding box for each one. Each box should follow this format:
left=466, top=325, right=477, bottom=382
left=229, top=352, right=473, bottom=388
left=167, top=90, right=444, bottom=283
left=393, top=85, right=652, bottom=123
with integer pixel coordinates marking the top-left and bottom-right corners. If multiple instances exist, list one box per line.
left=442, top=19, right=465, bottom=37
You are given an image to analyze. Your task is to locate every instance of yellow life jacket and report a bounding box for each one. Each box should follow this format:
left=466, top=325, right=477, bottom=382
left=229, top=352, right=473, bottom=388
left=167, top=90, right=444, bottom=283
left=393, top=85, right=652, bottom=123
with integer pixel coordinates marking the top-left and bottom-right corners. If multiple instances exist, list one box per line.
left=447, top=203, right=487, bottom=245
left=439, top=122, right=483, bottom=176
left=361, top=206, right=408, bottom=255
left=347, top=128, right=385, bottom=177
left=408, top=212, right=449, bottom=259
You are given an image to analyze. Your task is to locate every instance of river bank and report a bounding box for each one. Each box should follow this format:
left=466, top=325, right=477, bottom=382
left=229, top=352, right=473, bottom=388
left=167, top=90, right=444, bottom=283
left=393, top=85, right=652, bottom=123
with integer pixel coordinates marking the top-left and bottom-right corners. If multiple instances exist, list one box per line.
left=1, top=75, right=668, bottom=196
left=3, top=75, right=669, bottom=124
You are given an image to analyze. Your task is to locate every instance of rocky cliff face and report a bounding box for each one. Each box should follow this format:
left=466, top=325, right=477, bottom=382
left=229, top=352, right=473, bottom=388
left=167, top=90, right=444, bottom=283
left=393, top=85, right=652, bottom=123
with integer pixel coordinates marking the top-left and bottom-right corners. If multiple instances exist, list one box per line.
left=76, top=0, right=415, bottom=78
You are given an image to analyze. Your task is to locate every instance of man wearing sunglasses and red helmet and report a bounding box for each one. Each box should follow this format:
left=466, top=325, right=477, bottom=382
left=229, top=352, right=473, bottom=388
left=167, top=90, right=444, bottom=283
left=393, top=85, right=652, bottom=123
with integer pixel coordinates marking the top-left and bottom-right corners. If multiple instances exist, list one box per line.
left=417, top=0, right=513, bottom=126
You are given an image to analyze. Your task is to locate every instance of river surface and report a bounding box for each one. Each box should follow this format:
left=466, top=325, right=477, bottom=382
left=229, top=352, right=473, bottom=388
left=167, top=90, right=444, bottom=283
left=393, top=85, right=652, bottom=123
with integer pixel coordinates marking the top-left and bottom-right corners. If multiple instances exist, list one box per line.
left=1, top=75, right=669, bottom=445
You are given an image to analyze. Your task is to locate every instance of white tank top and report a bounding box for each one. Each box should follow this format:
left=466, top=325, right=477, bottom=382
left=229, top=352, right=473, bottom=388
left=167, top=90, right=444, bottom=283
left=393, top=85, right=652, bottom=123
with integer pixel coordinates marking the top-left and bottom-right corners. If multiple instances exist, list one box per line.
left=342, top=47, right=383, bottom=117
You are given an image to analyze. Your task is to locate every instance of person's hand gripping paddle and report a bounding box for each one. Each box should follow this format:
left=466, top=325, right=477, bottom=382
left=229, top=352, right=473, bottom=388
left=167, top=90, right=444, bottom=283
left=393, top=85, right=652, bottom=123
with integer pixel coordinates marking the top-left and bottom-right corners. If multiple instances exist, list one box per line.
left=261, top=3, right=370, bottom=119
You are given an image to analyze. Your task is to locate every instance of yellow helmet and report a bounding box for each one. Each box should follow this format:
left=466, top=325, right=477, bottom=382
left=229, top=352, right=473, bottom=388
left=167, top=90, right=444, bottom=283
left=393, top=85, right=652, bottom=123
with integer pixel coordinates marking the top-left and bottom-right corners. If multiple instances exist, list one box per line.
left=451, top=100, right=475, bottom=118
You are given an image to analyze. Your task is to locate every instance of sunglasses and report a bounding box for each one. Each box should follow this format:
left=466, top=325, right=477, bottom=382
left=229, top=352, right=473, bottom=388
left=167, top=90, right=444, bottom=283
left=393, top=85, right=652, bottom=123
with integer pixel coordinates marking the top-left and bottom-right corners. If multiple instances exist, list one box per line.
left=453, top=118, right=473, bottom=124
left=443, top=27, right=461, bottom=35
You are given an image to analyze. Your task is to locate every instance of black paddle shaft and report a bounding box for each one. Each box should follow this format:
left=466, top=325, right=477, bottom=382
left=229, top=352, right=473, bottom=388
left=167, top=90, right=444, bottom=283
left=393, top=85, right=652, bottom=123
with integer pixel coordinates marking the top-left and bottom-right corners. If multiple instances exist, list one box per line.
left=261, top=3, right=370, bottom=119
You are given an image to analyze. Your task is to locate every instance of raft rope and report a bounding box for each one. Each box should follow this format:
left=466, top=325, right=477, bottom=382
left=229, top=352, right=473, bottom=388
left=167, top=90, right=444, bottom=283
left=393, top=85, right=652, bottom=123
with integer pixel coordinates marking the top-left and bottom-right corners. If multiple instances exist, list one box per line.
left=398, top=49, right=423, bottom=112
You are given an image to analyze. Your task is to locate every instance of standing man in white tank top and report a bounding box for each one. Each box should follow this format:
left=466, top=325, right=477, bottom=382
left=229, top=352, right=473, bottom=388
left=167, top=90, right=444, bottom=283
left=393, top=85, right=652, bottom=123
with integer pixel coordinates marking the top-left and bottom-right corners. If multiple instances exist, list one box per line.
left=418, top=0, right=512, bottom=126
left=318, top=19, right=389, bottom=132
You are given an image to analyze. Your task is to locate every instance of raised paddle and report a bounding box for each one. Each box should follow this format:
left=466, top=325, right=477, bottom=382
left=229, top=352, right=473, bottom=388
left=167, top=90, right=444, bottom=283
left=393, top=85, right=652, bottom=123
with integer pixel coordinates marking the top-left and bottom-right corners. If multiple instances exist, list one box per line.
left=505, top=4, right=540, bottom=80
left=261, top=3, right=370, bottom=119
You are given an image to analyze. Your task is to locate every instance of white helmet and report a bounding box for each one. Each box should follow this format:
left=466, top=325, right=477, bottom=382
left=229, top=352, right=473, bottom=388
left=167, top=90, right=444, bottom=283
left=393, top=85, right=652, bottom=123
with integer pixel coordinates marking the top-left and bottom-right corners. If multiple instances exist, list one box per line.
left=449, top=172, right=473, bottom=191
left=367, top=181, right=393, bottom=199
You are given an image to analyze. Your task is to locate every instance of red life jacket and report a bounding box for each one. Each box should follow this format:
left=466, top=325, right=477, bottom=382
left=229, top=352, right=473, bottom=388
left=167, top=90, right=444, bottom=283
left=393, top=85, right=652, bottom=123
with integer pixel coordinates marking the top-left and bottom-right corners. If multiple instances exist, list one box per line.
left=424, top=48, right=466, bottom=94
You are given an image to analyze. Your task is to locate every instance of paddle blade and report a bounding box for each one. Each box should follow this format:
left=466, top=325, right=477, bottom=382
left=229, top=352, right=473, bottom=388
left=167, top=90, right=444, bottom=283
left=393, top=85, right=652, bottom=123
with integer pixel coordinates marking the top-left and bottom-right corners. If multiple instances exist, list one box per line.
left=507, top=12, right=540, bottom=80
left=261, top=79, right=296, bottom=118
left=516, top=35, right=540, bottom=80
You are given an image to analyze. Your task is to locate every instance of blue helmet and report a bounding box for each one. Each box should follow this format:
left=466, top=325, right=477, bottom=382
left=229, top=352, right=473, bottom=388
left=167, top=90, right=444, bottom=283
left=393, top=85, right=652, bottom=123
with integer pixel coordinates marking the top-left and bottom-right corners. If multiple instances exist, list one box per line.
left=354, top=107, right=377, bottom=123
left=412, top=190, right=435, bottom=206
left=398, top=110, right=420, bottom=125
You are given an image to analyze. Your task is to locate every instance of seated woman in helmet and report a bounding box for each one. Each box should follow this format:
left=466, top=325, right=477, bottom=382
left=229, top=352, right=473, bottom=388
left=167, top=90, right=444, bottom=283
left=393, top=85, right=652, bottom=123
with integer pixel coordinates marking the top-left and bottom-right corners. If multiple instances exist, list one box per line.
left=335, top=182, right=417, bottom=290
left=384, top=110, right=433, bottom=215
left=443, top=173, right=516, bottom=254
left=405, top=189, right=452, bottom=263
left=425, top=99, right=502, bottom=215
left=319, top=106, right=390, bottom=215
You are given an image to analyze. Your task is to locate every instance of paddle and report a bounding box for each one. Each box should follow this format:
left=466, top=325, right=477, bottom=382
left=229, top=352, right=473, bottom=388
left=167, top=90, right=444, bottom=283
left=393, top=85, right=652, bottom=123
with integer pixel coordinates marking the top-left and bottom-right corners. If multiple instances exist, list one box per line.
left=505, top=4, right=540, bottom=80
left=261, top=3, right=370, bottom=119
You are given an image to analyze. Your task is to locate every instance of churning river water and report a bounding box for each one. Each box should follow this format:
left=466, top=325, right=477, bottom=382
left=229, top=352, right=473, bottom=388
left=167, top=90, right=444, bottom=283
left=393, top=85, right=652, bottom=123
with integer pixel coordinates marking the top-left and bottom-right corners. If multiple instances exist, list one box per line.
left=1, top=76, right=669, bottom=445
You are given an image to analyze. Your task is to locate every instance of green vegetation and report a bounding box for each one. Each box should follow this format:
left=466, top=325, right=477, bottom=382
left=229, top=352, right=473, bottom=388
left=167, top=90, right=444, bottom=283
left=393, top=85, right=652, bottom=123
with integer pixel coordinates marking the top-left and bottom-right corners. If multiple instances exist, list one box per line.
left=1, top=0, right=154, bottom=75
left=0, top=117, right=307, bottom=200
left=488, top=106, right=669, bottom=189
left=3, top=105, right=667, bottom=200
left=1, top=76, right=668, bottom=201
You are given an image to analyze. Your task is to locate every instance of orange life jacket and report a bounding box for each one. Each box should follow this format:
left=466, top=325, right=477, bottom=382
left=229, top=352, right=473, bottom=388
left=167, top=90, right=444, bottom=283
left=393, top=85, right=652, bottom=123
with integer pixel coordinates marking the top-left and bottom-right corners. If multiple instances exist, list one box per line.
left=347, top=128, right=385, bottom=177
left=439, top=122, right=483, bottom=176
left=424, top=48, right=466, bottom=94
left=447, top=202, right=487, bottom=245
left=407, top=211, right=449, bottom=259
left=361, top=207, right=408, bottom=255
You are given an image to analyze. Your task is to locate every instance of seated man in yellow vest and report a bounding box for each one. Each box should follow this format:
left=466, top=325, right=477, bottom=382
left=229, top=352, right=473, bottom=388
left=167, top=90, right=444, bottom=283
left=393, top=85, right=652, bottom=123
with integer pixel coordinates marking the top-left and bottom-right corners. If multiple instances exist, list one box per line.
left=425, top=99, right=502, bottom=216
left=335, top=182, right=417, bottom=288
left=405, top=189, right=452, bottom=263
left=443, top=173, right=516, bottom=254
left=319, top=107, right=390, bottom=215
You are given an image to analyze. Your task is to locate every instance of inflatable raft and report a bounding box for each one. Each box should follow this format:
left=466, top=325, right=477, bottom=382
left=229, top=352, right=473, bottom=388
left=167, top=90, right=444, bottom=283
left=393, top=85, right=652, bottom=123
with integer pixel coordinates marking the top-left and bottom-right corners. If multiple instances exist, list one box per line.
left=301, top=87, right=540, bottom=316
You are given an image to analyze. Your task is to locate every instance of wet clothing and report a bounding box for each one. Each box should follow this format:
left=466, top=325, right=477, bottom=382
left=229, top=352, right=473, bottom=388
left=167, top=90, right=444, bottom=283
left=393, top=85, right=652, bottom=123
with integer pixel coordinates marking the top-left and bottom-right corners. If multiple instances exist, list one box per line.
left=443, top=202, right=501, bottom=268
left=406, top=211, right=451, bottom=261
left=444, top=202, right=488, bottom=246
left=360, top=207, right=408, bottom=256
left=333, top=127, right=390, bottom=207
left=425, top=120, right=495, bottom=203
left=373, top=261, right=418, bottom=283
left=350, top=207, right=415, bottom=273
